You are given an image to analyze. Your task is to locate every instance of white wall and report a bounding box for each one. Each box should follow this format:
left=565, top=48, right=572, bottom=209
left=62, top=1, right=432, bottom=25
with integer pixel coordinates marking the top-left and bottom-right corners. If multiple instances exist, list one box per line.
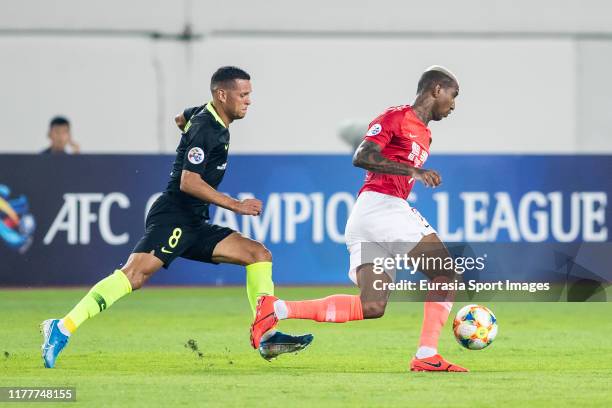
left=3, top=0, right=612, bottom=34
left=190, top=37, right=576, bottom=154
left=0, top=37, right=158, bottom=153
left=0, top=1, right=611, bottom=153
left=576, top=40, right=612, bottom=152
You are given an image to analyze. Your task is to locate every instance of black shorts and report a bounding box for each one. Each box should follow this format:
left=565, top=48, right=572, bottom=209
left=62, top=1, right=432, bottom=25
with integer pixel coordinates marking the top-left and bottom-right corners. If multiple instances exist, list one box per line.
left=132, top=194, right=235, bottom=268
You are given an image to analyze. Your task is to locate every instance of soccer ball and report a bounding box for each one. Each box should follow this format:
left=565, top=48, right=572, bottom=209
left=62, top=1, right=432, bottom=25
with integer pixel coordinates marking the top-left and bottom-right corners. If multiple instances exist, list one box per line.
left=453, top=304, right=498, bottom=350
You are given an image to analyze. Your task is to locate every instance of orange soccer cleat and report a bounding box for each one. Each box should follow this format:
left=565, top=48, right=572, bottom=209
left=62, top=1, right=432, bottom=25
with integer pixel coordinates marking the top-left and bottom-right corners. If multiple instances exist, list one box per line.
left=410, top=354, right=469, bottom=372
left=250, top=295, right=279, bottom=349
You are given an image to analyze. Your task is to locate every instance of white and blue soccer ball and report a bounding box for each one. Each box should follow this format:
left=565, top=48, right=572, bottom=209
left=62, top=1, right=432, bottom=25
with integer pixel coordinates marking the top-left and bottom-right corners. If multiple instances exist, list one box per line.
left=453, top=304, right=498, bottom=350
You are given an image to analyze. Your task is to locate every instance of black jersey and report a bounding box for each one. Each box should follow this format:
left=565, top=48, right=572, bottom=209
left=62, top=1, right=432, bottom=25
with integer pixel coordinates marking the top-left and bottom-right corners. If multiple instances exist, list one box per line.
left=165, top=102, right=230, bottom=220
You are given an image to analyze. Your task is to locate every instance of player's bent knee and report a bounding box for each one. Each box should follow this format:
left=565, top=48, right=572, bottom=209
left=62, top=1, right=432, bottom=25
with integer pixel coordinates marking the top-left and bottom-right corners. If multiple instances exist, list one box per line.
left=121, top=252, right=162, bottom=290
left=121, top=266, right=147, bottom=290
left=362, top=301, right=387, bottom=319
left=123, top=270, right=149, bottom=290
left=249, top=243, right=272, bottom=263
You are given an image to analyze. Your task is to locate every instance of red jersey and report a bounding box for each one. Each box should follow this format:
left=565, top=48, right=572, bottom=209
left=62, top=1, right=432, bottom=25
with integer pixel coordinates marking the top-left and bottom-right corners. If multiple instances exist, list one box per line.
left=358, top=105, right=431, bottom=200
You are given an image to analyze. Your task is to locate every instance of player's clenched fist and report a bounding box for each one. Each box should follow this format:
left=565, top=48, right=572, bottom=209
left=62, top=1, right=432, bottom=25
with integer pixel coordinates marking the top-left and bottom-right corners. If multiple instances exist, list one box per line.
left=412, top=168, right=441, bottom=187
left=234, top=198, right=263, bottom=215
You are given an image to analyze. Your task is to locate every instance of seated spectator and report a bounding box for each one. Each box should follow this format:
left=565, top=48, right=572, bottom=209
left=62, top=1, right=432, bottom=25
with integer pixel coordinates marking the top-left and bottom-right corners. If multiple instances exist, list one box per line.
left=41, top=116, right=80, bottom=154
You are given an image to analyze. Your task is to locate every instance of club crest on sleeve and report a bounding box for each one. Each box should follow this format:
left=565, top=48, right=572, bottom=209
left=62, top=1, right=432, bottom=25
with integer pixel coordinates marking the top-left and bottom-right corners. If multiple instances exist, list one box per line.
left=188, top=147, right=205, bottom=164
left=366, top=123, right=382, bottom=136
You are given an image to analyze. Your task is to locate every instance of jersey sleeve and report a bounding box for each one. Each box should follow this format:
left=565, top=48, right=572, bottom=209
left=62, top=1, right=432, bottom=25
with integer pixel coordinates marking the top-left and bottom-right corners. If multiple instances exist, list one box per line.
left=183, top=106, right=203, bottom=122
left=363, top=112, right=397, bottom=149
left=182, top=122, right=218, bottom=175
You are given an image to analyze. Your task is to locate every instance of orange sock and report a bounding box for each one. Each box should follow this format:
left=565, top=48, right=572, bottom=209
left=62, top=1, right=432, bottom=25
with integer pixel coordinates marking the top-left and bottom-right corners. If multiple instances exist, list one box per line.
left=418, top=301, right=452, bottom=348
left=284, top=295, right=363, bottom=322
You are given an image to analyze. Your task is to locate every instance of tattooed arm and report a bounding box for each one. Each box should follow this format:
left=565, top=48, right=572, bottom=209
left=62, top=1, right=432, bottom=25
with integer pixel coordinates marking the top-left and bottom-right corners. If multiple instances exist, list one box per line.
left=352, top=140, right=442, bottom=187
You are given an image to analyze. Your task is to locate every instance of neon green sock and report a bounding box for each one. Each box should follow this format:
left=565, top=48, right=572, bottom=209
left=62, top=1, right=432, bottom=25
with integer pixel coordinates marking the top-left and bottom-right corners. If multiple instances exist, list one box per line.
left=62, top=270, right=132, bottom=333
left=246, top=262, right=274, bottom=316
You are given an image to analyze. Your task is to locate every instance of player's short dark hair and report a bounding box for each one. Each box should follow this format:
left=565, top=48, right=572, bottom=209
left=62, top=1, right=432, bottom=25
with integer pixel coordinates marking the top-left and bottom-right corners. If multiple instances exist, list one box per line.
left=210, top=66, right=250, bottom=92
left=49, top=116, right=70, bottom=128
left=417, top=70, right=457, bottom=94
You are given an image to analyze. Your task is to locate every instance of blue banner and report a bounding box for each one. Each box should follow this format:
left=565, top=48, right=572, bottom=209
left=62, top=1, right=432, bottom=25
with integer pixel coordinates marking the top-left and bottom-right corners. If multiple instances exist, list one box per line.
left=1, top=154, right=610, bottom=286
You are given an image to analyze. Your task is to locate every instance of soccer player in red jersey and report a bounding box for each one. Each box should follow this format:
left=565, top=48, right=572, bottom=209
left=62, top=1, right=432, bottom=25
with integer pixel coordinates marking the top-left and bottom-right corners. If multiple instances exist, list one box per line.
left=251, top=66, right=468, bottom=372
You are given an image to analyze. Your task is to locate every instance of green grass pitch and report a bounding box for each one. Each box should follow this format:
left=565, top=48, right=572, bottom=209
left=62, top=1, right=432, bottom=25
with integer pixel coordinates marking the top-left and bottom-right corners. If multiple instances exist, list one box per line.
left=1, top=287, right=612, bottom=407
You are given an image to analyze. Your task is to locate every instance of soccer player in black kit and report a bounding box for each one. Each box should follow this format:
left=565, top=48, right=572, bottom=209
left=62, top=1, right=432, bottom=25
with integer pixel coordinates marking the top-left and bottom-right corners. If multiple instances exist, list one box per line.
left=41, top=67, right=313, bottom=368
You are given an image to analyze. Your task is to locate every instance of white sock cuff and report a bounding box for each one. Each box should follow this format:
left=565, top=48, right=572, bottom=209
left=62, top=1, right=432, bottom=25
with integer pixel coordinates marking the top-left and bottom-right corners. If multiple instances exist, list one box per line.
left=273, top=300, right=288, bottom=320
left=416, top=346, right=437, bottom=359
left=57, top=319, right=72, bottom=337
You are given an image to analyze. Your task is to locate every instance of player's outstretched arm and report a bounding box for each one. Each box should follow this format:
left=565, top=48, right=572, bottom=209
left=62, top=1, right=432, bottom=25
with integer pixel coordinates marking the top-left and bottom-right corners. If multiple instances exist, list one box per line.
left=353, top=140, right=414, bottom=175
left=352, top=140, right=441, bottom=187
left=180, top=169, right=262, bottom=215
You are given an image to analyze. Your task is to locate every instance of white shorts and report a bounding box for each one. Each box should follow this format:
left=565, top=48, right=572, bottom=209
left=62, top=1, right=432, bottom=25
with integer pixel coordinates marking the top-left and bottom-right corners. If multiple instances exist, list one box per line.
left=345, top=191, right=436, bottom=284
